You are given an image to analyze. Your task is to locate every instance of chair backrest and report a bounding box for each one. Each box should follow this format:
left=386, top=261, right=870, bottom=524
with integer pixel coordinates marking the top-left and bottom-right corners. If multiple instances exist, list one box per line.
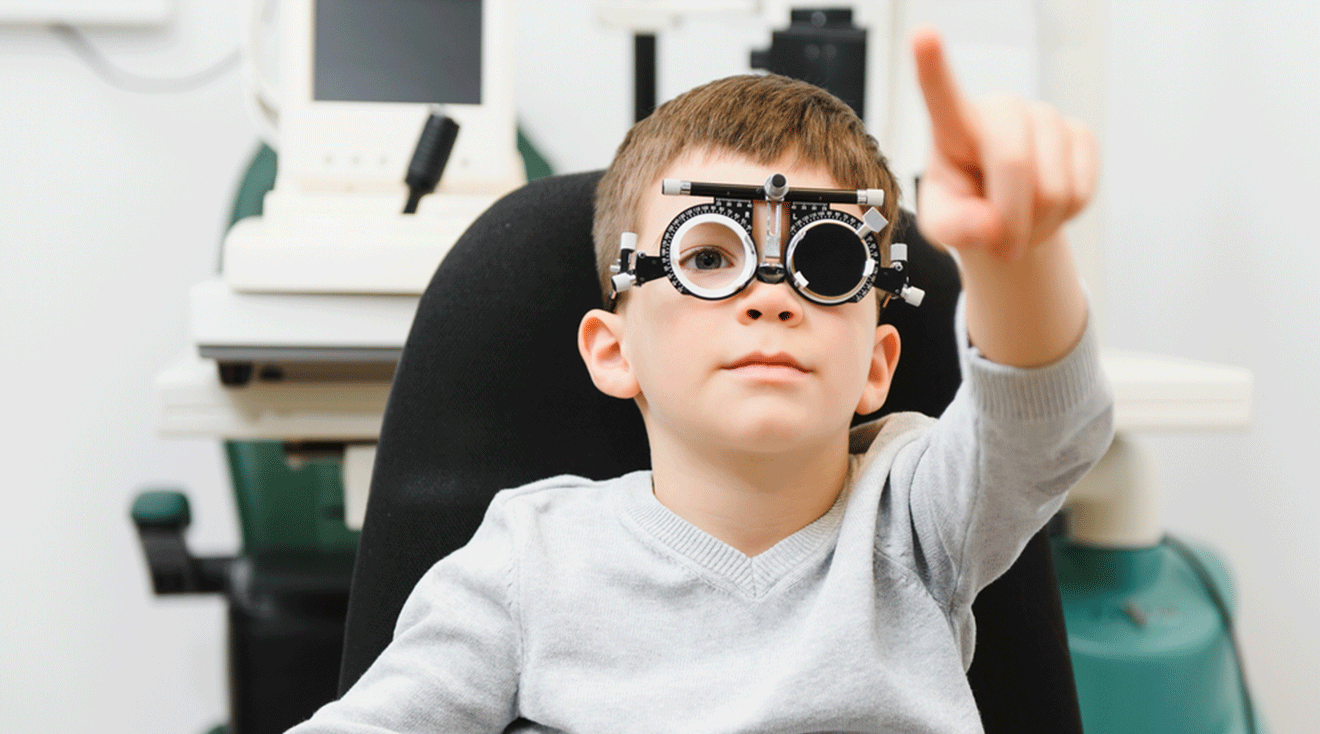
left=338, top=171, right=1082, bottom=733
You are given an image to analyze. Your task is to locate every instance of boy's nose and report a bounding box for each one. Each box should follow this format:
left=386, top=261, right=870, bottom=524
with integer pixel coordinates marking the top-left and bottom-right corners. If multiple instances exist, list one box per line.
left=738, top=279, right=803, bottom=325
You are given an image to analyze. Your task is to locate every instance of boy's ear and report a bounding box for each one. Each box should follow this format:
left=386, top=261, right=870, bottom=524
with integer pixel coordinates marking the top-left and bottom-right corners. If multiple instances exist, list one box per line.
left=578, top=309, right=641, bottom=399
left=855, top=324, right=901, bottom=415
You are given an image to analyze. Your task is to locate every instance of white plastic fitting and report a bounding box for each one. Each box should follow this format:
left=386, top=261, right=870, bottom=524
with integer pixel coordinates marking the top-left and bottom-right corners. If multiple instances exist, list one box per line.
left=859, top=188, right=885, bottom=206
left=1065, top=433, right=1164, bottom=547
left=860, top=207, right=888, bottom=236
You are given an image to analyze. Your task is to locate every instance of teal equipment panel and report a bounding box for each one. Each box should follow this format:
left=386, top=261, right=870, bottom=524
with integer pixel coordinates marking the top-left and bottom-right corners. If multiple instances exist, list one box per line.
left=1053, top=538, right=1267, bottom=734
left=225, top=442, right=359, bottom=553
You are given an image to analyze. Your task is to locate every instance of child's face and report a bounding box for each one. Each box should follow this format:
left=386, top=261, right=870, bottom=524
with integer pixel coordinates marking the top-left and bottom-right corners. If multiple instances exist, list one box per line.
left=585, top=148, right=901, bottom=456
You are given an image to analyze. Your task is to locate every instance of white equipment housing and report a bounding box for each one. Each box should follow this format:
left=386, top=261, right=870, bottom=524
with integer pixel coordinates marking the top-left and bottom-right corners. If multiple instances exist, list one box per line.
left=226, top=0, right=523, bottom=294
left=166, top=0, right=526, bottom=526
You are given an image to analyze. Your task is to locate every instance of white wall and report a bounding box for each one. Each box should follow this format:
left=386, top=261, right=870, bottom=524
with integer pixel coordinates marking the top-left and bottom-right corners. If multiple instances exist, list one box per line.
left=1102, top=3, right=1320, bottom=729
left=0, top=4, right=250, bottom=732
left=1, top=1, right=1314, bottom=732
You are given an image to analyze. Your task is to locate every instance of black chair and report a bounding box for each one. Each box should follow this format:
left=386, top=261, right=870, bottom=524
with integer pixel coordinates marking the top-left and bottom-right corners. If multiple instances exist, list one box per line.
left=338, top=170, right=1084, bottom=733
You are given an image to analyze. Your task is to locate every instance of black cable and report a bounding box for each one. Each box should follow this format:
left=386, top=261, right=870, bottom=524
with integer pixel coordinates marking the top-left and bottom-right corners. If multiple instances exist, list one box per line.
left=403, top=189, right=426, bottom=216
left=403, top=110, right=460, bottom=214
left=1162, top=535, right=1259, bottom=734
left=49, top=23, right=240, bottom=94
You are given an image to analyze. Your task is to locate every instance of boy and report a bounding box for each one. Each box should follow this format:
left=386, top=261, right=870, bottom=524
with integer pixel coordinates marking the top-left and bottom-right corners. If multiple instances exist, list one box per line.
left=290, top=28, right=1112, bottom=734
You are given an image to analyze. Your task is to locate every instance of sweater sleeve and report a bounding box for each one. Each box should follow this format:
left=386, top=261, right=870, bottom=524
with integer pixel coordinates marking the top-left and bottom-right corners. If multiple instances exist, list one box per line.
left=891, top=301, right=1113, bottom=639
left=285, top=493, right=522, bottom=734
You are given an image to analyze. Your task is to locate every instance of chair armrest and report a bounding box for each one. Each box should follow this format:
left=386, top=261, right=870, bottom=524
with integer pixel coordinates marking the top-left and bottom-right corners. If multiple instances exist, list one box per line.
left=131, top=489, right=230, bottom=595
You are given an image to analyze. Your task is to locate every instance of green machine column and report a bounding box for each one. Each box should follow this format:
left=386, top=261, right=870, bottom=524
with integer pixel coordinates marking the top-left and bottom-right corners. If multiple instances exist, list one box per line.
left=1053, top=538, right=1266, bottom=734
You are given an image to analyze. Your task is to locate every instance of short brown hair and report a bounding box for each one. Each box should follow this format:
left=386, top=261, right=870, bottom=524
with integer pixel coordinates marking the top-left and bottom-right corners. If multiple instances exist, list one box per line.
left=592, top=73, right=901, bottom=302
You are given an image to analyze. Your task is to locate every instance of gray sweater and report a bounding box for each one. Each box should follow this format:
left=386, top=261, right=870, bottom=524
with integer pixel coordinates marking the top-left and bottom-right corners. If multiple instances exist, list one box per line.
left=291, top=319, right=1112, bottom=734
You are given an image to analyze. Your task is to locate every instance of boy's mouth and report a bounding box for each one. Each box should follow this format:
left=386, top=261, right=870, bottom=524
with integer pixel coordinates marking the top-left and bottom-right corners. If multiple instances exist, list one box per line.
left=725, top=352, right=809, bottom=373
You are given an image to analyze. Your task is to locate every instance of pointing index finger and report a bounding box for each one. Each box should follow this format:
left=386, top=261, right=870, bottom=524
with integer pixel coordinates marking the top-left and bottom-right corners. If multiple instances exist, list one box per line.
left=912, top=27, right=979, bottom=169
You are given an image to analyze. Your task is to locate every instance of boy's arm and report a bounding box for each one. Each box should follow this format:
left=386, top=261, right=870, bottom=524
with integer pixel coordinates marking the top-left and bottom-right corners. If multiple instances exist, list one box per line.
left=911, top=27, right=1097, bottom=367
left=885, top=315, right=1112, bottom=665
left=877, top=29, right=1112, bottom=665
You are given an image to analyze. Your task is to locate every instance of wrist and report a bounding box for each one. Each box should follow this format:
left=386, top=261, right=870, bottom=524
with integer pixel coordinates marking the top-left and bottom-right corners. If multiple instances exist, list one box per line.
left=960, top=231, right=1088, bottom=367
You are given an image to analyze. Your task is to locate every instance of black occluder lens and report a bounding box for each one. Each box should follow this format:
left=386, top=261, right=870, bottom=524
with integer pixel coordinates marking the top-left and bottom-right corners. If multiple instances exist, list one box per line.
left=794, top=222, right=866, bottom=297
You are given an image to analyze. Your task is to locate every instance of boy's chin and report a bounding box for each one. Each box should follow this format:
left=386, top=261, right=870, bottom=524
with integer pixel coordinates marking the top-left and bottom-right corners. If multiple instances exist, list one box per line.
left=706, top=411, right=849, bottom=456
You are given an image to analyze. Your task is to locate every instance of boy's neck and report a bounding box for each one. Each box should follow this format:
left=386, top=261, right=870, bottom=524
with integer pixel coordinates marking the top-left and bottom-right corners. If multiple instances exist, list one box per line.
left=647, top=431, right=852, bottom=557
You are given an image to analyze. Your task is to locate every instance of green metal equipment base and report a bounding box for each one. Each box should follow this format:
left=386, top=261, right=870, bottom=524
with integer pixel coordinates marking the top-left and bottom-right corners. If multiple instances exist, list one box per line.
left=1053, top=537, right=1267, bottom=734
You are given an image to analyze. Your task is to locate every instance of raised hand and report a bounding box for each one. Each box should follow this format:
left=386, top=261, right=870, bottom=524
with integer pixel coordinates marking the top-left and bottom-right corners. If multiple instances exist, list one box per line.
left=911, top=26, right=1098, bottom=261
left=908, top=27, right=1094, bottom=367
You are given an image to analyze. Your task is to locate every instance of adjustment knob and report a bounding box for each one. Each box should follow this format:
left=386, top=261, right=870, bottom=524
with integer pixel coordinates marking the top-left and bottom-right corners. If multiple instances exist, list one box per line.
left=901, top=285, right=925, bottom=307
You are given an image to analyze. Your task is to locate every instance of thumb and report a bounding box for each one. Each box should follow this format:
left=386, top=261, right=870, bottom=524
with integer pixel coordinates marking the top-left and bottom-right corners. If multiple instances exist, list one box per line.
left=918, top=182, right=1005, bottom=252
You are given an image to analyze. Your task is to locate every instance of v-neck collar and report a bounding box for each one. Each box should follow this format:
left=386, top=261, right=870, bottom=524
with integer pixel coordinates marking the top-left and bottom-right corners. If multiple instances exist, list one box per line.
left=616, top=470, right=850, bottom=599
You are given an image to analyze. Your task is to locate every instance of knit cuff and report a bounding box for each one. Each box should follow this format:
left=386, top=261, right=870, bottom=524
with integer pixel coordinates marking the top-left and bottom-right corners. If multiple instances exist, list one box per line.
left=956, top=297, right=1108, bottom=423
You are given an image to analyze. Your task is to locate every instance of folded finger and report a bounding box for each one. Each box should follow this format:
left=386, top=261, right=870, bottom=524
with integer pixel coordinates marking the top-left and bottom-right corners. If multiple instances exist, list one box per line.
left=1029, top=101, right=1073, bottom=245
left=979, top=95, right=1035, bottom=258
left=1065, top=116, right=1100, bottom=218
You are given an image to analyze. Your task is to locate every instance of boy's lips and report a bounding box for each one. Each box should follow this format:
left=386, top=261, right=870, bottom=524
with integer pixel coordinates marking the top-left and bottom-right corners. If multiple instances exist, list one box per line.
left=724, top=352, right=810, bottom=373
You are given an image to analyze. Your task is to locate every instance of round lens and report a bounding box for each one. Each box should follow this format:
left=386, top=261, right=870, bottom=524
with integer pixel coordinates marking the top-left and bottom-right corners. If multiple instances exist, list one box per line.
left=666, top=213, right=756, bottom=299
left=786, top=220, right=871, bottom=303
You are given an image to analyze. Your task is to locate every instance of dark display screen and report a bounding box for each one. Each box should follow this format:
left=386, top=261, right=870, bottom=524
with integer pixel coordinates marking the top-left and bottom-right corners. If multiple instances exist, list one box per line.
left=314, top=0, right=482, bottom=104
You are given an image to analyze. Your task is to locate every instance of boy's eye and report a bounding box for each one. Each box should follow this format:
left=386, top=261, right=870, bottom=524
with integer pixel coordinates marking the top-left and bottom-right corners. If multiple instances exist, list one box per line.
left=667, top=217, right=751, bottom=293
left=683, top=247, right=731, bottom=270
